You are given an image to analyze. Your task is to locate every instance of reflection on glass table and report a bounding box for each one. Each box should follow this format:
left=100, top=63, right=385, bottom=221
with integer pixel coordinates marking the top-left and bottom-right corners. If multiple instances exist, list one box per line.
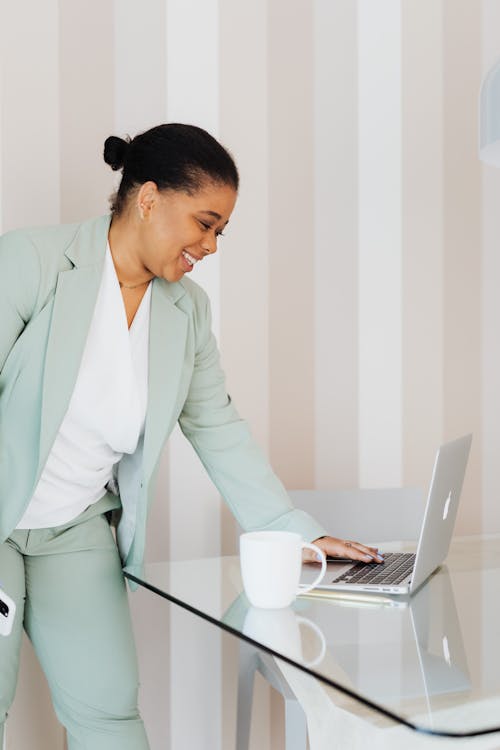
left=124, top=536, right=500, bottom=739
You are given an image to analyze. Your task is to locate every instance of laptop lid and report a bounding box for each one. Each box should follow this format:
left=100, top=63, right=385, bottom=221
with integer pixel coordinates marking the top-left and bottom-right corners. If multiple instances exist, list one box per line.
left=409, top=434, right=472, bottom=593
left=300, top=434, right=472, bottom=596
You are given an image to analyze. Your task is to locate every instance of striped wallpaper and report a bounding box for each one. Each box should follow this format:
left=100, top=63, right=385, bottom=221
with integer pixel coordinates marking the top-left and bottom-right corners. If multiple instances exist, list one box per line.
left=1, top=1, right=500, bottom=748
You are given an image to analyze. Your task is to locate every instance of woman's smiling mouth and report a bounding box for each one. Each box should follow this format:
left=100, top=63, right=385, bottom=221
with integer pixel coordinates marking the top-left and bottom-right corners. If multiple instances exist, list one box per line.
left=181, top=250, right=202, bottom=272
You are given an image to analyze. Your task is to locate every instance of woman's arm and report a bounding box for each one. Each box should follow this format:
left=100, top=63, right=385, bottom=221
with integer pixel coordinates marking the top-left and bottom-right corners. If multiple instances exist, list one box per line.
left=178, top=289, right=326, bottom=542
left=178, top=287, right=384, bottom=564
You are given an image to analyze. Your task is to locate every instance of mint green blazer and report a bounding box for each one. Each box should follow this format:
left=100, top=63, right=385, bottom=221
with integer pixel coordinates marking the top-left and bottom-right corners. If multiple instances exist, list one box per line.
left=0, top=215, right=325, bottom=570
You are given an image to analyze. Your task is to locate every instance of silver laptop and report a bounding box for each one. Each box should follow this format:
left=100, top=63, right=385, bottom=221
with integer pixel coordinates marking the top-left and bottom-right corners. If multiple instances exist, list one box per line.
left=304, top=434, right=472, bottom=597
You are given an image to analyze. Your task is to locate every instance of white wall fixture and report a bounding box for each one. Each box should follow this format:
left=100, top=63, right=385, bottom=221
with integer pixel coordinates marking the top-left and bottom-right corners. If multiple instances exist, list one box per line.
left=480, top=58, right=500, bottom=165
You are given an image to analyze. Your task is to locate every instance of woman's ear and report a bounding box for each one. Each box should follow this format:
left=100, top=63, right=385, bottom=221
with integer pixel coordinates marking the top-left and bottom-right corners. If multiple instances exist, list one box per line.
left=136, top=181, right=158, bottom=219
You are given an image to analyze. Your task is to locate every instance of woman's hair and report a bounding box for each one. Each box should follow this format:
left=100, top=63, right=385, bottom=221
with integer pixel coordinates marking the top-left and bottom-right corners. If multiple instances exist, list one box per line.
left=103, top=123, right=239, bottom=215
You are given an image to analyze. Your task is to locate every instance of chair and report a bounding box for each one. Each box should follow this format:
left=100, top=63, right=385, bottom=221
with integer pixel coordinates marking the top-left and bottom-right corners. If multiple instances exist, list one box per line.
left=236, top=487, right=425, bottom=750
left=289, top=487, right=425, bottom=544
left=236, top=640, right=307, bottom=750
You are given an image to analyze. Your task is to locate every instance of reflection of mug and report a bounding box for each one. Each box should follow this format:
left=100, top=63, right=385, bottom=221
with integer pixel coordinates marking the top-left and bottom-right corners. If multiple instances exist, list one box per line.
left=243, top=606, right=326, bottom=667
left=240, top=531, right=326, bottom=608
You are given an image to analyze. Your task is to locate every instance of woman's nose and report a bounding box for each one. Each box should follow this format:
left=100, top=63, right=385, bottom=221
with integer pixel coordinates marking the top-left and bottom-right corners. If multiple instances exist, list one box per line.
left=201, top=234, right=217, bottom=255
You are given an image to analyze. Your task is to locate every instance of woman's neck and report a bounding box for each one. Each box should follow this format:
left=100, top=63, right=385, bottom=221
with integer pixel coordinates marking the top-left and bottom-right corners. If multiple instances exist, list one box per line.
left=108, top=214, right=154, bottom=288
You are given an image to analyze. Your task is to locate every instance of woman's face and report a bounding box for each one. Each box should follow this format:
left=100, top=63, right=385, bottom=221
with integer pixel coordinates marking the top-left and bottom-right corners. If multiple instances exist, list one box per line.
left=137, top=181, right=237, bottom=282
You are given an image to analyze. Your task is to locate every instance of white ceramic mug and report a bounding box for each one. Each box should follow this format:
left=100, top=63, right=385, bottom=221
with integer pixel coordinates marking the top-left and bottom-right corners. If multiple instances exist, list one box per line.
left=243, top=606, right=326, bottom=666
left=239, top=531, right=327, bottom=609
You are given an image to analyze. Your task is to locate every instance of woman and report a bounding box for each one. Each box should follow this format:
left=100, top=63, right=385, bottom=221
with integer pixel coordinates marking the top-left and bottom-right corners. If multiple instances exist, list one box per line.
left=0, top=123, right=382, bottom=748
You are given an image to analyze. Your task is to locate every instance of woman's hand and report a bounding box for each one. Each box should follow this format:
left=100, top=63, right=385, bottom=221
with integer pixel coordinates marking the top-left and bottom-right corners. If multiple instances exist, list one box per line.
left=306, top=536, right=384, bottom=564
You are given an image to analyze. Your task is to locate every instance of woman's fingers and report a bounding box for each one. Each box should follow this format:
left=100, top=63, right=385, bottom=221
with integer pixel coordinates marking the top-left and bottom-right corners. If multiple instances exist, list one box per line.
left=343, top=540, right=384, bottom=562
left=309, top=536, right=385, bottom=563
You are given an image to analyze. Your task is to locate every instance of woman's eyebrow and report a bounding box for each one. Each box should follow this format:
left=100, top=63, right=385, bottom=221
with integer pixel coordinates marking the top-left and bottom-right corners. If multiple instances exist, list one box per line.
left=199, top=210, right=222, bottom=220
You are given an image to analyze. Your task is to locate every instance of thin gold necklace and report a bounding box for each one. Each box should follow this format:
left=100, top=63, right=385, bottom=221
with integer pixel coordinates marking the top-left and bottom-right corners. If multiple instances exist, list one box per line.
left=118, top=279, right=151, bottom=290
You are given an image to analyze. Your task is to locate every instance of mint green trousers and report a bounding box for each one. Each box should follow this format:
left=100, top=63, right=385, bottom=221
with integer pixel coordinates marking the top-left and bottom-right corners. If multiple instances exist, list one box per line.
left=0, top=496, right=150, bottom=749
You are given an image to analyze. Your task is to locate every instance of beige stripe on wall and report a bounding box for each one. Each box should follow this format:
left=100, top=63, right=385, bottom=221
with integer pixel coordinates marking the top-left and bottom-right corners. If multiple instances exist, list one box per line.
left=219, top=3, right=274, bottom=745
left=480, top=0, right=500, bottom=535
left=442, top=0, right=482, bottom=535
left=1, top=0, right=60, bottom=231
left=2, top=3, right=71, bottom=747
left=314, top=0, right=359, bottom=491
left=219, top=0, right=271, bottom=554
left=268, top=0, right=315, bottom=490
left=59, top=0, right=114, bottom=223
left=402, top=0, right=444, bottom=488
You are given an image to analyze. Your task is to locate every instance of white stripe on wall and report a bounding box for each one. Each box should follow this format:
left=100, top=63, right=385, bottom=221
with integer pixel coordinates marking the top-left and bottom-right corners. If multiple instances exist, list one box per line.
left=113, top=0, right=170, bottom=567
left=165, top=0, right=223, bottom=566
left=113, top=0, right=167, bottom=136
left=165, top=2, right=222, bottom=748
left=166, top=0, right=220, bottom=136
left=165, top=0, right=222, bottom=557
left=166, top=0, right=221, bottom=333
left=357, top=0, right=402, bottom=487
left=112, top=5, right=171, bottom=750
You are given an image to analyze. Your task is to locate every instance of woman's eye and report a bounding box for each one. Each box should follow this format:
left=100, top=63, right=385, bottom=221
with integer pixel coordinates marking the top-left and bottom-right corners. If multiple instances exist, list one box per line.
left=197, top=219, right=225, bottom=237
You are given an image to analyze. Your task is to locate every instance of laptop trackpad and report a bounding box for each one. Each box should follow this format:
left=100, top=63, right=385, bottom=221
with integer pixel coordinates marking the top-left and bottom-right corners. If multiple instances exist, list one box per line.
left=301, top=561, right=353, bottom=586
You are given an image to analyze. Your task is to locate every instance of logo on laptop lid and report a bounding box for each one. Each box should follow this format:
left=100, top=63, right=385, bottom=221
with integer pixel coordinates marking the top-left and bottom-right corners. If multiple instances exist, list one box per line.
left=443, top=492, right=452, bottom=520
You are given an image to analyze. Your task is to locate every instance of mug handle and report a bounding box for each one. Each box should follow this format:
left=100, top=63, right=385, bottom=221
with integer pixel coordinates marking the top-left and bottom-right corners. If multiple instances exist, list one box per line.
left=295, top=616, right=327, bottom=667
left=297, top=542, right=327, bottom=595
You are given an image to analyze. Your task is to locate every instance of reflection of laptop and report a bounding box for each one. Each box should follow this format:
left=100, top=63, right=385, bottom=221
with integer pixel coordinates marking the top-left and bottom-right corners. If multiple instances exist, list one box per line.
left=303, top=435, right=472, bottom=596
left=300, top=567, right=470, bottom=710
left=408, top=569, right=470, bottom=702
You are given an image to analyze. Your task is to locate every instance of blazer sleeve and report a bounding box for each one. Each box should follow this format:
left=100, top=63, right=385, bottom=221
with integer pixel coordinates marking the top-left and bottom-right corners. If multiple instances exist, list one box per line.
left=0, top=230, right=40, bottom=374
left=178, top=290, right=327, bottom=542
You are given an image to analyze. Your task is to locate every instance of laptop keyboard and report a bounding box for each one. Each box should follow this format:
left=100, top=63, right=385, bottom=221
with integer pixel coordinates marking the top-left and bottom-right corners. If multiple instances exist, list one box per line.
left=333, top=552, right=416, bottom=586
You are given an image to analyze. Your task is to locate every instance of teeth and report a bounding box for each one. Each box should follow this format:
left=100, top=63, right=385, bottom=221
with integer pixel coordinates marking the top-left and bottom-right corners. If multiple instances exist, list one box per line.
left=182, top=251, right=197, bottom=266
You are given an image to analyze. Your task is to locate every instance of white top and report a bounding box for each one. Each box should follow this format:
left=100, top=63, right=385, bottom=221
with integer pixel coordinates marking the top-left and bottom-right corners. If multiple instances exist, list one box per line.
left=16, top=244, right=152, bottom=529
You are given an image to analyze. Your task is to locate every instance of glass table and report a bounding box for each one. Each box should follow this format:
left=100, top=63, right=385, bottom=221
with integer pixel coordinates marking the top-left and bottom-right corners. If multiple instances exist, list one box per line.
left=125, top=535, right=500, bottom=740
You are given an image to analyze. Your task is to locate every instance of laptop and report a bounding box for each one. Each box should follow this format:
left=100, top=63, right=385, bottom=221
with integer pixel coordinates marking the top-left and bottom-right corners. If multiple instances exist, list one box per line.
left=302, top=434, right=472, bottom=597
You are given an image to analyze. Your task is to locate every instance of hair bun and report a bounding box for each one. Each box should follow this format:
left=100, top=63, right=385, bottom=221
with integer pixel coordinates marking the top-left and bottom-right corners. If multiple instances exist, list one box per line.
left=103, top=135, right=130, bottom=171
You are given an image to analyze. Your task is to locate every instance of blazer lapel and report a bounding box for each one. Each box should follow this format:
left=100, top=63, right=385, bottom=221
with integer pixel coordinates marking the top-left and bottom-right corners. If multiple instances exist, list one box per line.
left=36, top=212, right=189, bottom=493
left=143, top=278, right=188, bottom=479
left=37, top=216, right=110, bottom=477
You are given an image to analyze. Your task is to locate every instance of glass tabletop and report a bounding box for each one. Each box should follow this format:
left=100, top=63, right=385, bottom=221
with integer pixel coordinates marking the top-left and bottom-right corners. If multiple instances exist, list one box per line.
left=124, top=535, right=500, bottom=739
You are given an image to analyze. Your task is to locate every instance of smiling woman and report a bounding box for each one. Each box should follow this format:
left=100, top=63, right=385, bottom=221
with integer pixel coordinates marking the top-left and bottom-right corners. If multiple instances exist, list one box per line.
left=0, top=121, right=379, bottom=750
left=104, top=124, right=238, bottom=324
